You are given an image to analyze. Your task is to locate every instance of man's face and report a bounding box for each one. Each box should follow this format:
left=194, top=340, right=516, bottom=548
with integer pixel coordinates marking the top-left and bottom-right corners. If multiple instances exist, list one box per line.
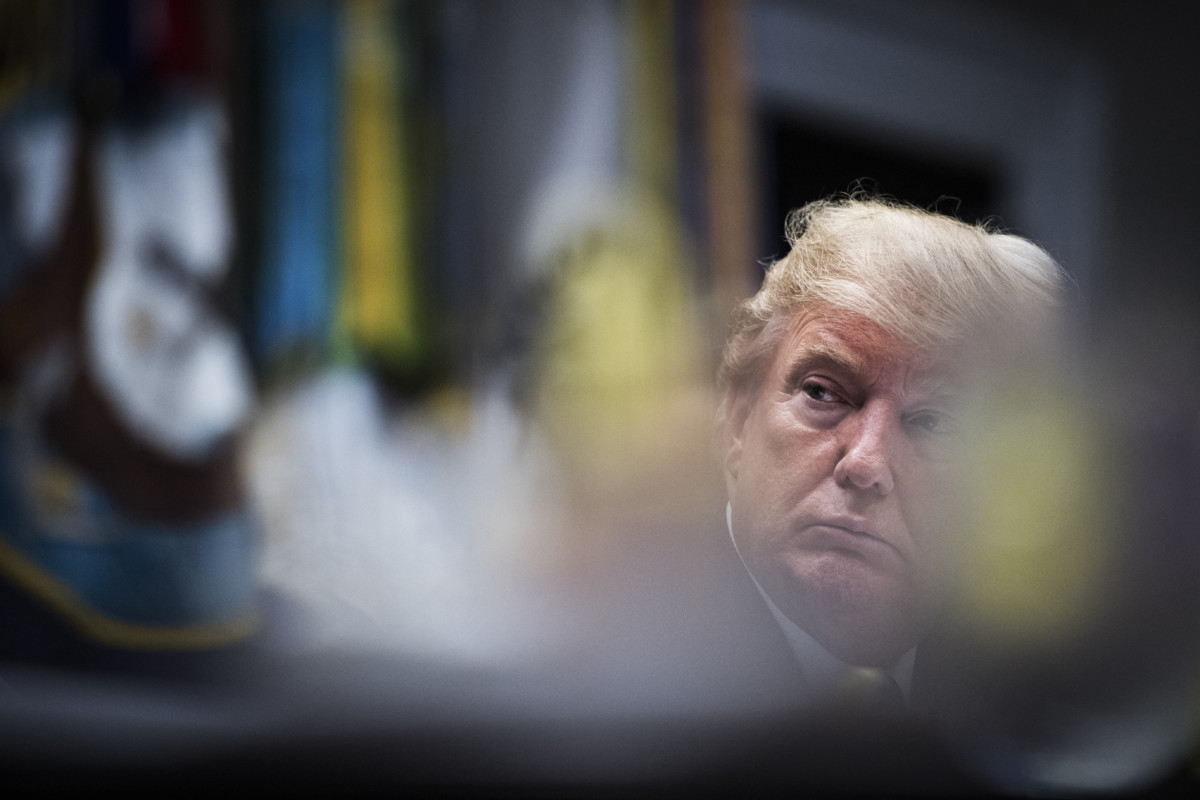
left=726, top=310, right=965, bottom=666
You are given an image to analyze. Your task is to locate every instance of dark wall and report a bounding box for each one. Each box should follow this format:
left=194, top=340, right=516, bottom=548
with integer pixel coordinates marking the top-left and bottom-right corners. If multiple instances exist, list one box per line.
left=986, top=0, right=1200, bottom=308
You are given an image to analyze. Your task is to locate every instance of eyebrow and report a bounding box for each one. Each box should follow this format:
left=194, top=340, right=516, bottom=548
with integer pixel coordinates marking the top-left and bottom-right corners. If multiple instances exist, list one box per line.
left=781, top=342, right=962, bottom=403
left=781, top=343, right=865, bottom=389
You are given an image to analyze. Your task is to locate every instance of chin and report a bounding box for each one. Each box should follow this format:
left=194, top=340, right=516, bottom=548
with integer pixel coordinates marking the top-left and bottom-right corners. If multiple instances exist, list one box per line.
left=795, top=551, right=903, bottom=609
left=788, top=555, right=927, bottom=664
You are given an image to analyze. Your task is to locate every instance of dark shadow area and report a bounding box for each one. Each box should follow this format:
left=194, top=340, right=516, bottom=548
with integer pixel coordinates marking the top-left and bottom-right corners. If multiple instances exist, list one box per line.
left=759, top=109, right=999, bottom=264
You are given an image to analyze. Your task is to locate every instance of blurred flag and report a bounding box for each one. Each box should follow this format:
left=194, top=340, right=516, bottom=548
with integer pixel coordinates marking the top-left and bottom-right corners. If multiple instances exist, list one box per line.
left=337, top=0, right=426, bottom=377
left=255, top=0, right=339, bottom=370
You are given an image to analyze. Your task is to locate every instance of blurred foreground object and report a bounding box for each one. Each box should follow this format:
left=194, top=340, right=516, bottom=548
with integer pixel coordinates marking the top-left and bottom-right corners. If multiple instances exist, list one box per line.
left=933, top=305, right=1200, bottom=793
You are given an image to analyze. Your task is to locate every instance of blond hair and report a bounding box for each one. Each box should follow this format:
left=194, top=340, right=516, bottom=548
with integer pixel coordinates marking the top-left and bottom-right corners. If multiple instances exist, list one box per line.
left=719, top=196, right=1068, bottom=405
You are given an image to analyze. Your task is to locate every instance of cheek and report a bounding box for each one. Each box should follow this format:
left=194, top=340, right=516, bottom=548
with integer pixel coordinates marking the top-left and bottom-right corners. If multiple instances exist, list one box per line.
left=746, top=411, right=813, bottom=473
left=899, top=462, right=963, bottom=558
left=740, top=418, right=836, bottom=520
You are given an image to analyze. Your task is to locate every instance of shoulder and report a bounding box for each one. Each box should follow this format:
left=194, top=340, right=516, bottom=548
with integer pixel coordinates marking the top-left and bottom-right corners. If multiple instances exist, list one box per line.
left=583, top=513, right=807, bottom=713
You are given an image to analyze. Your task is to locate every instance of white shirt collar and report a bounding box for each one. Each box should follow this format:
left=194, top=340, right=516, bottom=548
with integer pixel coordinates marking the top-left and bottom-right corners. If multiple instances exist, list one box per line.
left=726, top=503, right=916, bottom=704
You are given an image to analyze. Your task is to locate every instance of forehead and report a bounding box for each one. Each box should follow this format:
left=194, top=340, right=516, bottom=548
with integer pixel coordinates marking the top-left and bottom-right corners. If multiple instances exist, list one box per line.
left=769, top=309, right=952, bottom=389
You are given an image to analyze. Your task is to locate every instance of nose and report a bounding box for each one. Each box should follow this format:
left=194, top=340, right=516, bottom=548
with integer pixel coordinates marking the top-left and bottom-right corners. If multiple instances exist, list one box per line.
left=834, top=402, right=897, bottom=495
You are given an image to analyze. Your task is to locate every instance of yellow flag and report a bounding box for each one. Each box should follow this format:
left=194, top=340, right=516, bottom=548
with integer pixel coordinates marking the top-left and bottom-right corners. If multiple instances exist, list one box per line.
left=338, top=0, right=421, bottom=370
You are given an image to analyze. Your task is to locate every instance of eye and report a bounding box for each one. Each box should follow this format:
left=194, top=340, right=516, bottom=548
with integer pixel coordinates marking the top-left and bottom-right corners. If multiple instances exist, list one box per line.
left=906, top=410, right=959, bottom=436
left=791, top=377, right=852, bottom=428
left=800, top=379, right=841, bottom=403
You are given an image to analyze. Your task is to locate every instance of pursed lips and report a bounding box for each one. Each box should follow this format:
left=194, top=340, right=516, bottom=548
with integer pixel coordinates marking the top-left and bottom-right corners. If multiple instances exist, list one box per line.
left=800, top=517, right=905, bottom=562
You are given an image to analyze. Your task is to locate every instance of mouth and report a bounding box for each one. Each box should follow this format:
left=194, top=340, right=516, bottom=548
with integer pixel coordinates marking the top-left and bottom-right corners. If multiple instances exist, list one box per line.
left=802, top=518, right=903, bottom=563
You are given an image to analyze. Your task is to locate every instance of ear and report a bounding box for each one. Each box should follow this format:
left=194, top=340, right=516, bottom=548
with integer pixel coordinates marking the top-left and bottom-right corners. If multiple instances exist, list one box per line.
left=722, top=388, right=753, bottom=494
